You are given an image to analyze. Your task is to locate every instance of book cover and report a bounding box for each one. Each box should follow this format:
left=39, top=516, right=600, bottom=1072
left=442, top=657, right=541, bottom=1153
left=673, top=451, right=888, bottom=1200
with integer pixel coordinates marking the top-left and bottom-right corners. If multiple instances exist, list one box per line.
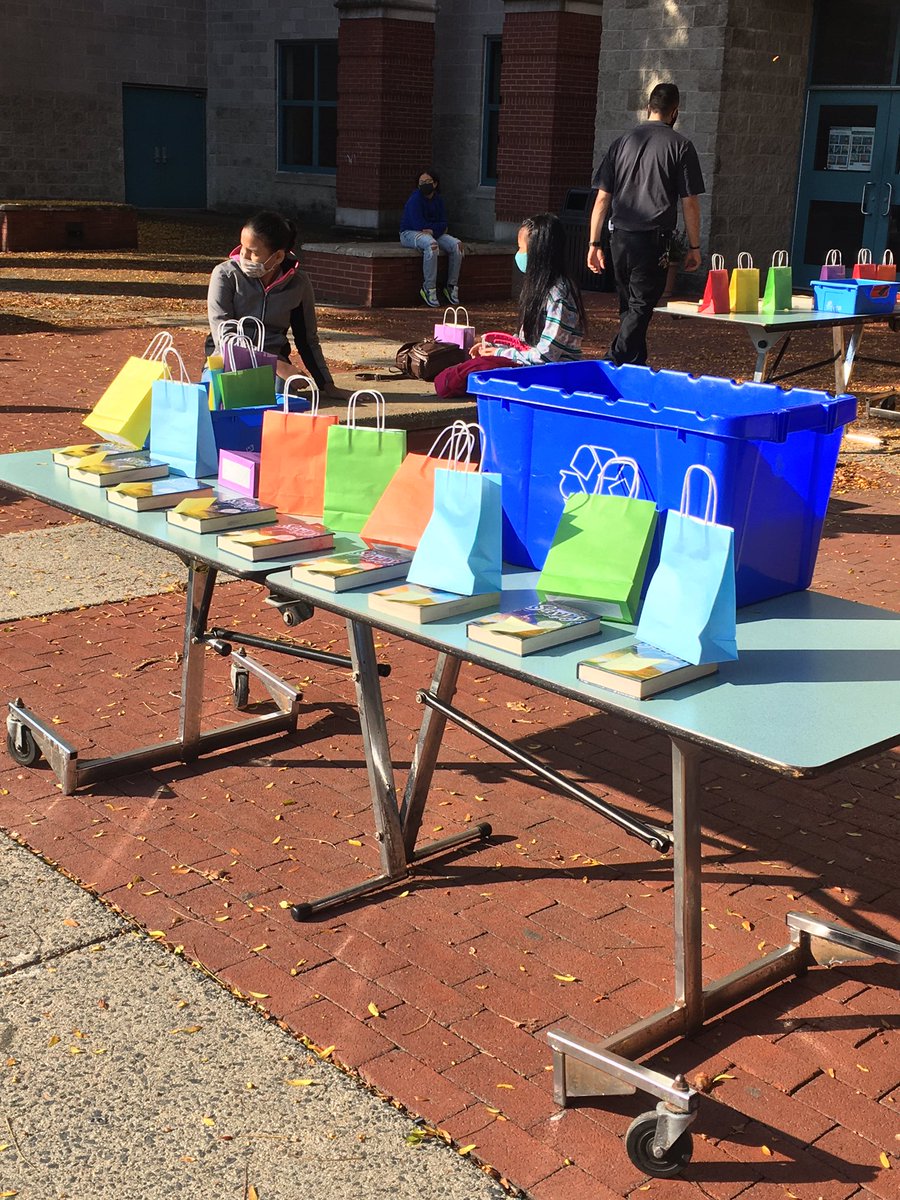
left=166, top=494, right=277, bottom=533
left=467, top=601, right=603, bottom=656
left=52, top=442, right=137, bottom=467
left=368, top=584, right=500, bottom=624
left=216, top=521, right=333, bottom=561
left=107, top=477, right=214, bottom=511
left=67, top=451, right=169, bottom=487
left=291, top=546, right=413, bottom=592
left=577, top=640, right=718, bottom=699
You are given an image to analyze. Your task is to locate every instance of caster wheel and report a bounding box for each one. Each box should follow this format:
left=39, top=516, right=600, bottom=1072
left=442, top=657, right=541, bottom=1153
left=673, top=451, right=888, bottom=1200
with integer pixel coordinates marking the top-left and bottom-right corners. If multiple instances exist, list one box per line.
left=625, top=1111, right=693, bottom=1178
left=282, top=606, right=300, bottom=628
left=290, top=903, right=313, bottom=922
left=7, top=726, right=42, bottom=768
left=231, top=671, right=250, bottom=710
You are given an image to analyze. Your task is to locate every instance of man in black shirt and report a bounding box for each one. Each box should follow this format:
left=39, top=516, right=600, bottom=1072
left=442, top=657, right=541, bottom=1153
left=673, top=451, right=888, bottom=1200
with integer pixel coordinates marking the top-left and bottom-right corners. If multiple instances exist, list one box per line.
left=587, top=83, right=705, bottom=366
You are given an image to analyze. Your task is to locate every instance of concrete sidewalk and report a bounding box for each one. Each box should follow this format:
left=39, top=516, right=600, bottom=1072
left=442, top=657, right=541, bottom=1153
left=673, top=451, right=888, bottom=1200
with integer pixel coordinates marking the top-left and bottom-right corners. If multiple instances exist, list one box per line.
left=0, top=831, right=507, bottom=1200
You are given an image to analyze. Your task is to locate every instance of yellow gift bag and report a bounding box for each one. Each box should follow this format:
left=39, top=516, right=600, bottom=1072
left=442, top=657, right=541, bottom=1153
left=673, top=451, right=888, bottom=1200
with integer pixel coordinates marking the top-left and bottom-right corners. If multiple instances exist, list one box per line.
left=83, top=332, right=173, bottom=448
left=729, top=252, right=759, bottom=313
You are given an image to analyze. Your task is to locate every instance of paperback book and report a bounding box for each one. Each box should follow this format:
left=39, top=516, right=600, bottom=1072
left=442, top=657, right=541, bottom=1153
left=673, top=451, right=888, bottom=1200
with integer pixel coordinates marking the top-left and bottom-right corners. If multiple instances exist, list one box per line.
left=217, top=521, right=334, bottom=561
left=107, top=477, right=214, bottom=512
left=577, top=640, right=718, bottom=699
left=368, top=584, right=500, bottom=624
left=290, top=547, right=413, bottom=592
left=166, top=495, right=277, bottom=533
left=467, top=601, right=602, bottom=656
left=67, top=451, right=169, bottom=488
left=52, top=442, right=138, bottom=467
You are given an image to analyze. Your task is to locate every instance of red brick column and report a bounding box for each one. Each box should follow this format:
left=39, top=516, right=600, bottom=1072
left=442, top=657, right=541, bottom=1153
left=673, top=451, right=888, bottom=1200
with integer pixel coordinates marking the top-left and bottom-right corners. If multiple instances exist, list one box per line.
left=495, top=0, right=602, bottom=231
left=335, top=1, right=438, bottom=233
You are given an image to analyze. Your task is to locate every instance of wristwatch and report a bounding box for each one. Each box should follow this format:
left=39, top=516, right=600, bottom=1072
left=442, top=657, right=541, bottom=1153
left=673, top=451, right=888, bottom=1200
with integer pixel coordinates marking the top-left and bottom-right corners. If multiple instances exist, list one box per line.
left=590, top=241, right=603, bottom=247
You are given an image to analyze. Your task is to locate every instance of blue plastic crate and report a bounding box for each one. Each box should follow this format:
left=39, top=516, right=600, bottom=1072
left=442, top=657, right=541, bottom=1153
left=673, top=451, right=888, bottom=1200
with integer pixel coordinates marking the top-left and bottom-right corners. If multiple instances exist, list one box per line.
left=469, top=360, right=857, bottom=607
left=811, top=278, right=899, bottom=314
left=210, top=394, right=310, bottom=455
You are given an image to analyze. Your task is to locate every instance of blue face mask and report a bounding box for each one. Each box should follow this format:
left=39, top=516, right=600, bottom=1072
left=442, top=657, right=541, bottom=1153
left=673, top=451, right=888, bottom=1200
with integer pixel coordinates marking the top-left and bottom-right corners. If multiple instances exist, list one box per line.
left=515, top=250, right=528, bottom=274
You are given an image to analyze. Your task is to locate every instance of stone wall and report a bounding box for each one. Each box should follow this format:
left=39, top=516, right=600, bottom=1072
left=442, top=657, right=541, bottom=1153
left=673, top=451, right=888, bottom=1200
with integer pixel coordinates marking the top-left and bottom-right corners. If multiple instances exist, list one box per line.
left=0, top=1, right=207, bottom=201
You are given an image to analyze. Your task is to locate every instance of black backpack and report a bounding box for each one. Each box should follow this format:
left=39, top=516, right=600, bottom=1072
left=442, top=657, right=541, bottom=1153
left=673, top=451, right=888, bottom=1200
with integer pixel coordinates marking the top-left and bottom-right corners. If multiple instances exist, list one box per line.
left=395, top=339, right=468, bottom=381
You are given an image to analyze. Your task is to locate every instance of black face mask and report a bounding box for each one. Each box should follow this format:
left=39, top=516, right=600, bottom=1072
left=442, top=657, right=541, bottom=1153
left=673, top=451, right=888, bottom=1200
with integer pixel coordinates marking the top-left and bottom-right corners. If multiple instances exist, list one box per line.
left=419, top=182, right=435, bottom=197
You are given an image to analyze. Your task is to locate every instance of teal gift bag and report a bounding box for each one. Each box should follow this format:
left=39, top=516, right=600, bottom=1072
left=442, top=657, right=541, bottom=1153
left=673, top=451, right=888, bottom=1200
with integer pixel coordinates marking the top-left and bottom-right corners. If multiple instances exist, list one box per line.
left=322, top=391, right=407, bottom=532
left=407, top=427, right=502, bottom=595
left=636, top=465, right=738, bottom=666
left=150, top=348, right=218, bottom=477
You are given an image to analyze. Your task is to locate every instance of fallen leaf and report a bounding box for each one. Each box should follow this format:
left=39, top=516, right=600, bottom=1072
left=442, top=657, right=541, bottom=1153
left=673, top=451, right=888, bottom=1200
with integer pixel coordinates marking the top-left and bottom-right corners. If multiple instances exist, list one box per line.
left=248, top=992, right=269, bottom=1000
left=826, top=1067, right=835, bottom=1077
left=248, top=1188, right=260, bottom=1200
left=553, top=974, right=578, bottom=983
left=761, top=1144, right=773, bottom=1156
left=496, top=1083, right=514, bottom=1089
left=62, top=918, right=79, bottom=928
left=367, top=1002, right=382, bottom=1018
left=201, top=1115, right=215, bottom=1126
left=285, top=1078, right=314, bottom=1087
left=148, top=930, right=165, bottom=939
left=879, top=1151, right=891, bottom=1169
left=458, top=1144, right=477, bottom=1156
left=348, top=838, right=362, bottom=846
left=48, top=1036, right=60, bottom=1047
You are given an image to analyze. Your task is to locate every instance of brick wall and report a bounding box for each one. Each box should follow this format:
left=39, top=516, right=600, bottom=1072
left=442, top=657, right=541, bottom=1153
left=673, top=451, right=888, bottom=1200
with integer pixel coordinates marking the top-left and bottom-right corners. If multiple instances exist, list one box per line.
left=0, top=206, right=138, bottom=252
left=495, top=9, right=602, bottom=222
left=711, top=0, right=813, bottom=266
left=335, top=18, right=436, bottom=228
left=303, top=246, right=513, bottom=306
left=1, top=1, right=207, bottom=201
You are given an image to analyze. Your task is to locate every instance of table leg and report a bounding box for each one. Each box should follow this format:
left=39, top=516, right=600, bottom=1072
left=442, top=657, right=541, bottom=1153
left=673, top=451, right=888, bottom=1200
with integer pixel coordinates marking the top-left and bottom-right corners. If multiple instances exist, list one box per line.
left=401, top=652, right=463, bottom=855
left=833, top=321, right=864, bottom=391
left=672, top=738, right=703, bottom=1027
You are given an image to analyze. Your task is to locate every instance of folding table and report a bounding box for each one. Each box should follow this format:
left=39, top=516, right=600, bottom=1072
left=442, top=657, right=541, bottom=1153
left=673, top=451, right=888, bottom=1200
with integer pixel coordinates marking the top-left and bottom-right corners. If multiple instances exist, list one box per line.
left=267, top=564, right=900, bottom=1176
left=0, top=448, right=375, bottom=794
left=656, top=298, right=900, bottom=387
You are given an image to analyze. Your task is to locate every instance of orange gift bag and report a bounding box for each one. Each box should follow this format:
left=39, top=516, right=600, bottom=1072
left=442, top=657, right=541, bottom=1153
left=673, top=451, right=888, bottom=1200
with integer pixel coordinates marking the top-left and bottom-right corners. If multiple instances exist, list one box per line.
left=360, top=421, right=477, bottom=548
left=257, top=374, right=338, bottom=518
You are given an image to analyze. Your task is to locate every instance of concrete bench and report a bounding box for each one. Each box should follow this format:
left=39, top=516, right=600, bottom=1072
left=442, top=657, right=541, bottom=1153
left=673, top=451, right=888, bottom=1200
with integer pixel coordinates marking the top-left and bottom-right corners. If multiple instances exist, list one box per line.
left=303, top=240, right=514, bottom=307
left=0, top=203, right=138, bottom=252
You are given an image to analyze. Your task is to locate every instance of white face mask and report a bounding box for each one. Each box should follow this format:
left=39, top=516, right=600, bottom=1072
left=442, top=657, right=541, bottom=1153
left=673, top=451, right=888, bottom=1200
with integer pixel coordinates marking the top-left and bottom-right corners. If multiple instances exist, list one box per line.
left=238, top=252, right=277, bottom=278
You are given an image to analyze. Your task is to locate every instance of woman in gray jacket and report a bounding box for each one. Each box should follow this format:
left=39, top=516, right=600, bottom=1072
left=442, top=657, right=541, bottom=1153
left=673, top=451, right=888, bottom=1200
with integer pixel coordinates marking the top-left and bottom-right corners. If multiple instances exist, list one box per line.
left=206, top=211, right=344, bottom=397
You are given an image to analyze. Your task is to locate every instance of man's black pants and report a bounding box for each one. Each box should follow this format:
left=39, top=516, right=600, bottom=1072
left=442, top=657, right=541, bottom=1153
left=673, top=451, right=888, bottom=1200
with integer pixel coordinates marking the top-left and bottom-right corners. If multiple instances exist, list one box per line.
left=608, top=229, right=669, bottom=366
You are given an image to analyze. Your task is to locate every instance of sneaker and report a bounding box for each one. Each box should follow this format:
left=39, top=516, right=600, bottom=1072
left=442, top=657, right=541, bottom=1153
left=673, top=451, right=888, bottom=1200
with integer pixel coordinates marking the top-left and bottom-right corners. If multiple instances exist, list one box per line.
left=420, top=286, right=441, bottom=308
left=443, top=284, right=459, bottom=305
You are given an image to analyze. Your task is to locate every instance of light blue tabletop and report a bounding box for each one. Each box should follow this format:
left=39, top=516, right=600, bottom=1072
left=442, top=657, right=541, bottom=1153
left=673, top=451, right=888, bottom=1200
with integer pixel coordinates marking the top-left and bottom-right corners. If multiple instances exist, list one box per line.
left=656, top=299, right=900, bottom=333
left=267, top=567, right=900, bottom=777
left=0, top=449, right=311, bottom=579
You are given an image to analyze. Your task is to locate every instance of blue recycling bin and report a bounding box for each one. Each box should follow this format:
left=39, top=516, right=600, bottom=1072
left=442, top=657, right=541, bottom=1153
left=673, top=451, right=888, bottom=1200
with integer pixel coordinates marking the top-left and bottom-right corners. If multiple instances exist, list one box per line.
left=469, top=360, right=857, bottom=607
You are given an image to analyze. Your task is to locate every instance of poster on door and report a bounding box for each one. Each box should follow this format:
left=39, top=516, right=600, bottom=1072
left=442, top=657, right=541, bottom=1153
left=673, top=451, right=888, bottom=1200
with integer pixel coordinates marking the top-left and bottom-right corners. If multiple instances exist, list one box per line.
left=826, top=126, right=875, bottom=172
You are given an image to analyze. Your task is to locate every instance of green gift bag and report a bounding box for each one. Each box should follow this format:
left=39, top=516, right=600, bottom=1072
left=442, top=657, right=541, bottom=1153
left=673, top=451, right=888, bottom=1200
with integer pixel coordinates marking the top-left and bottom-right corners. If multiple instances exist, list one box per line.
left=217, top=364, right=277, bottom=410
left=537, top=455, right=658, bottom=623
left=761, top=249, right=793, bottom=314
left=322, top=390, right=407, bottom=532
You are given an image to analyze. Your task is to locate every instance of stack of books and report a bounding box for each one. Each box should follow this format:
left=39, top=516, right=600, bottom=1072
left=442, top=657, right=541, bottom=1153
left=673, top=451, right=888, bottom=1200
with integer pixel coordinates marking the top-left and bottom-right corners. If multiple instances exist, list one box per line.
left=290, top=547, right=413, bottom=592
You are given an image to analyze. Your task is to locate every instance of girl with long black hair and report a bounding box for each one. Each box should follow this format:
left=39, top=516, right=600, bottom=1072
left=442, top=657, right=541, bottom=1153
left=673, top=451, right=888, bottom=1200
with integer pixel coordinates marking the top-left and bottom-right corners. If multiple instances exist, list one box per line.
left=470, top=213, right=586, bottom=365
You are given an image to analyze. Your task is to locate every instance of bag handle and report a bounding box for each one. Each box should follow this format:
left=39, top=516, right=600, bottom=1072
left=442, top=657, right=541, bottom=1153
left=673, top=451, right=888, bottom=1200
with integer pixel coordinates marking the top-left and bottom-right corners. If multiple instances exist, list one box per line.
left=142, top=332, right=174, bottom=361
left=221, top=332, right=258, bottom=370
left=347, top=389, right=386, bottom=431
left=824, top=248, right=842, bottom=266
left=710, top=253, right=725, bottom=271
left=883, top=249, right=895, bottom=266
left=160, top=346, right=190, bottom=384
left=440, top=306, right=471, bottom=327
left=736, top=252, right=754, bottom=270
left=857, top=247, right=873, bottom=265
left=282, top=373, right=319, bottom=414
left=680, top=464, right=718, bottom=524
left=238, top=315, right=266, bottom=350
left=594, top=455, right=641, bottom=498
left=448, top=421, right=487, bottom=472
left=426, top=420, right=473, bottom=462
left=771, top=250, right=789, bottom=268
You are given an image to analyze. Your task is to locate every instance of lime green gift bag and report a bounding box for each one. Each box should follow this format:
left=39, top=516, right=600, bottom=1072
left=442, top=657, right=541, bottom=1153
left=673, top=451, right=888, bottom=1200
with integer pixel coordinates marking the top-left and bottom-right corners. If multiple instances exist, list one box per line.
left=537, top=455, right=658, bottom=623
left=761, top=250, right=793, bottom=314
left=322, top=390, right=407, bottom=532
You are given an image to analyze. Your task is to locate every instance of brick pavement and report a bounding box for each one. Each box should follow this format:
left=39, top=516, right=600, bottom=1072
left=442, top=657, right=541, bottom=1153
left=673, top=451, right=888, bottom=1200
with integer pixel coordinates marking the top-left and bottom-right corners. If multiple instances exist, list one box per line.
left=0, top=499, right=897, bottom=1198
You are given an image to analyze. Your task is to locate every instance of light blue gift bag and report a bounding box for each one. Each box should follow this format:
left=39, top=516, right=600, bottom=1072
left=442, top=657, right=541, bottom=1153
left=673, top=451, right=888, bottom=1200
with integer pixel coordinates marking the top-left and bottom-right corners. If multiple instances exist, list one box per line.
left=407, top=428, right=502, bottom=595
left=150, top=348, right=218, bottom=478
left=636, top=465, right=738, bottom=665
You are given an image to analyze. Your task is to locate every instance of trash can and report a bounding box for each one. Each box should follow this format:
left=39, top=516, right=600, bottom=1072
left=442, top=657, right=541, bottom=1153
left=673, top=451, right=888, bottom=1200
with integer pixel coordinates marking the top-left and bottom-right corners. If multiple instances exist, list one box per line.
left=470, top=360, right=857, bottom=607
left=558, top=187, right=612, bottom=292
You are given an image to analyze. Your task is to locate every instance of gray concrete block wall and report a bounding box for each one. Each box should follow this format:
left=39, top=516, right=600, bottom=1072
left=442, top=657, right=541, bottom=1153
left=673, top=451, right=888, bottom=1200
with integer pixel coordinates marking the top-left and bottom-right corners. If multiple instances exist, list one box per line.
left=593, top=0, right=730, bottom=255
left=206, top=0, right=339, bottom=223
left=432, top=0, right=504, bottom=239
left=710, top=0, right=813, bottom=267
left=2, top=1, right=207, bottom=201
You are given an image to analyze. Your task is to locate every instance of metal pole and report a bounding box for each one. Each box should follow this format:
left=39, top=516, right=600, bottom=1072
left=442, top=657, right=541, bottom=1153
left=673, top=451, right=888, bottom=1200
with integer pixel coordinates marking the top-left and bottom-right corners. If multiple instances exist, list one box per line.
left=400, top=653, right=462, bottom=856
left=178, top=564, right=216, bottom=755
left=671, top=737, right=703, bottom=1028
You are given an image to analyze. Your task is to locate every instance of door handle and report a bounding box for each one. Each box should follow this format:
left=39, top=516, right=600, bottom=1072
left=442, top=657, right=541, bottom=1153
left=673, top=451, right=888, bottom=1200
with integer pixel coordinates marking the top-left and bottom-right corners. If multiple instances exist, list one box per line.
left=883, top=182, right=893, bottom=217
left=860, top=181, right=874, bottom=215
left=153, top=145, right=161, bottom=165
left=161, top=145, right=168, bottom=165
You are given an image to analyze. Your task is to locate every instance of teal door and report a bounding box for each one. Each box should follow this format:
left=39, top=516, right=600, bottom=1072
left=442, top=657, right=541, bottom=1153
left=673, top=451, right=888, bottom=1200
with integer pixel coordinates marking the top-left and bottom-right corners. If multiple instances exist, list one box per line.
left=792, top=89, right=900, bottom=280
left=122, top=86, right=207, bottom=208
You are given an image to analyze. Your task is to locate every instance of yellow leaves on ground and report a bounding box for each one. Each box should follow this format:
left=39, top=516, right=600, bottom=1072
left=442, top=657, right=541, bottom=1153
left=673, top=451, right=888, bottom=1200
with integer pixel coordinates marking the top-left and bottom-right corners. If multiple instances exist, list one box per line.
left=457, top=1144, right=477, bottom=1156
left=879, top=1151, right=892, bottom=1170
left=553, top=974, right=578, bottom=983
left=285, top=1078, right=314, bottom=1087
left=248, top=992, right=270, bottom=1000
left=367, top=1002, right=383, bottom=1019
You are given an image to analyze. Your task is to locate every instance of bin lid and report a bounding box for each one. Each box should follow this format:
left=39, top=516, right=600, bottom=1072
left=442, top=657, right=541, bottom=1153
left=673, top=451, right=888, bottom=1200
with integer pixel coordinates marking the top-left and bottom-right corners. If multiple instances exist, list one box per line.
left=468, top=360, right=857, bottom=442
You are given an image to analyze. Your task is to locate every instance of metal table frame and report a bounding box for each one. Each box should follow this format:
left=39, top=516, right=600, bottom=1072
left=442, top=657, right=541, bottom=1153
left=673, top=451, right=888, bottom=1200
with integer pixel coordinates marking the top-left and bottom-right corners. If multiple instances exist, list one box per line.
left=656, top=301, right=900, bottom=387
left=266, top=568, right=900, bottom=1174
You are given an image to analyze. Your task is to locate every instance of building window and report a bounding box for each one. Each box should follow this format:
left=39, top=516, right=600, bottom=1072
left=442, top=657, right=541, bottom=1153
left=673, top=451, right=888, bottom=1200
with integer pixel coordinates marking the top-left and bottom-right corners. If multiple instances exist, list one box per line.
left=481, top=37, right=502, bottom=186
left=278, top=41, right=337, bottom=173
